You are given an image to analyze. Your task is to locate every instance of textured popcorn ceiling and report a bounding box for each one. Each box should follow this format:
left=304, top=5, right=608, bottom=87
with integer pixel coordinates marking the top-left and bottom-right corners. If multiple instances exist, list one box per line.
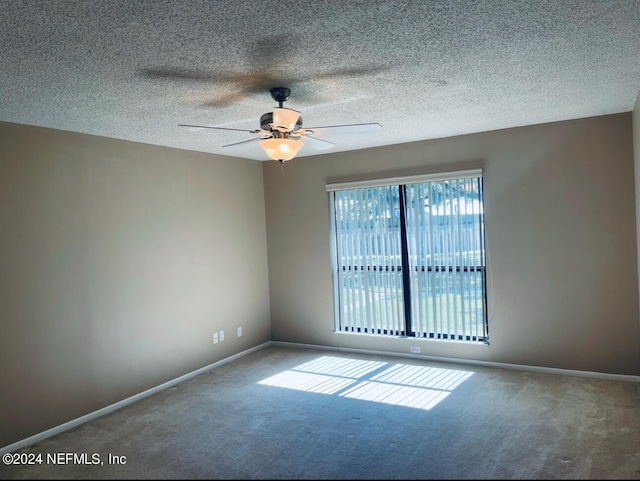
left=1, top=0, right=640, bottom=161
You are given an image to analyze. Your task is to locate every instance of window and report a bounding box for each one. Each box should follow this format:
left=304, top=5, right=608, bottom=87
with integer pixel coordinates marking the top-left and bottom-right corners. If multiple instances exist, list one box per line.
left=327, top=169, right=488, bottom=343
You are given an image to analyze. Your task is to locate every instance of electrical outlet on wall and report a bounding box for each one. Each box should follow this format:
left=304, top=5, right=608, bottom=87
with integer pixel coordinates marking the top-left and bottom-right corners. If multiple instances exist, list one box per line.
left=213, top=332, right=219, bottom=344
left=237, top=326, right=242, bottom=337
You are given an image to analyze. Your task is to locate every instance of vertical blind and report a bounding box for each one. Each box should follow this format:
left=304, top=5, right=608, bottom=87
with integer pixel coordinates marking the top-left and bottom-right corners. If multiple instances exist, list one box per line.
left=327, top=169, right=488, bottom=342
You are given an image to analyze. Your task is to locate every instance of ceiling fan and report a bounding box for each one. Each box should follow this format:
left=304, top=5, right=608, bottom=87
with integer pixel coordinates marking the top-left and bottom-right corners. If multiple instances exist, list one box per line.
left=178, top=87, right=382, bottom=163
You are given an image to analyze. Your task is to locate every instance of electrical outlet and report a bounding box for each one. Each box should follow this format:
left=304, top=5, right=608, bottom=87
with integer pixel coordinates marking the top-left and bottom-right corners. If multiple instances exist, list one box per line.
left=219, top=330, right=224, bottom=342
left=213, top=332, right=219, bottom=344
left=410, top=346, right=421, bottom=354
left=237, top=326, right=242, bottom=337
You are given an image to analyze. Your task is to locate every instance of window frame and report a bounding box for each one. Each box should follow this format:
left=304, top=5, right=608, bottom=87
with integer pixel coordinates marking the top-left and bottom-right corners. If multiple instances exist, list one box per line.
left=327, top=169, right=488, bottom=343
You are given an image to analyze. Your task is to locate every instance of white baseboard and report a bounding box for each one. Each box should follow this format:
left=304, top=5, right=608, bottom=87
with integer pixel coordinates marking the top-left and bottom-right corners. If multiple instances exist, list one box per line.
left=3, top=339, right=638, bottom=455
left=271, top=340, right=640, bottom=384
left=0, top=342, right=270, bottom=455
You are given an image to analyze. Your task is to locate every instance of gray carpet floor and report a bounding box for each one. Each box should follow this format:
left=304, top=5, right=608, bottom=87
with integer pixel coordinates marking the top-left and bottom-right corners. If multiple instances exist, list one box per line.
left=1, top=345, right=639, bottom=479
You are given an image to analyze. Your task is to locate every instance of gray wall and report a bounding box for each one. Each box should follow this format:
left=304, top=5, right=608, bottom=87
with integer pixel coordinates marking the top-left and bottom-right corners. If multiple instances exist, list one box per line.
left=3, top=111, right=639, bottom=450
left=264, top=113, right=640, bottom=376
left=635, top=92, right=640, bottom=327
left=0, top=122, right=271, bottom=448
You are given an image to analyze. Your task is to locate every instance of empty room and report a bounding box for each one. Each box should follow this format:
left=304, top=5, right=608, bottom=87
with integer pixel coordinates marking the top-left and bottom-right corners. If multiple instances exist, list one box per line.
left=1, top=1, right=640, bottom=479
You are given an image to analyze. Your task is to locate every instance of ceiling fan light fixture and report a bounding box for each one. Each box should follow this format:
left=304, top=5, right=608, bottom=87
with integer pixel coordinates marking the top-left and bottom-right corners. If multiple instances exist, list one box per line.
left=272, top=108, right=301, bottom=131
left=260, top=138, right=304, bottom=161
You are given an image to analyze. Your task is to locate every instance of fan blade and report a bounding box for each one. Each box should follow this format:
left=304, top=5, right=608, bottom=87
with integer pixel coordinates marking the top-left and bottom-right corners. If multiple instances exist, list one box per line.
left=178, top=124, right=261, bottom=133
left=221, top=137, right=265, bottom=148
left=303, top=123, right=382, bottom=137
left=298, top=135, right=335, bottom=151
left=272, top=108, right=301, bottom=131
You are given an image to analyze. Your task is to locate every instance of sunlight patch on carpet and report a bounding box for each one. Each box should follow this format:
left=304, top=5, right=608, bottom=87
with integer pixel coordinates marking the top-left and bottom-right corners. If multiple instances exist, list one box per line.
left=257, top=355, right=474, bottom=410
